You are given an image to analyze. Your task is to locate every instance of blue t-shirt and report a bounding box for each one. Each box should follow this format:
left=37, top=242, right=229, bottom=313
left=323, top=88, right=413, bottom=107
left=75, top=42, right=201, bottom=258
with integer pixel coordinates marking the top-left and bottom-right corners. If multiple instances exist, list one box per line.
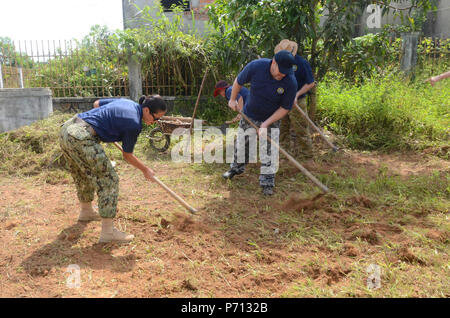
left=78, top=98, right=143, bottom=153
left=293, top=55, right=314, bottom=98
left=237, top=59, right=297, bottom=122
left=225, top=86, right=249, bottom=107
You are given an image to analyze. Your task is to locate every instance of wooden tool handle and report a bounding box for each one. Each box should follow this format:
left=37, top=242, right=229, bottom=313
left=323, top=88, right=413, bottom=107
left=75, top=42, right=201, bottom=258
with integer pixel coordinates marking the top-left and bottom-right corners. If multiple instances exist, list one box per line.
left=238, top=112, right=329, bottom=193
left=190, top=68, right=209, bottom=134
left=294, top=103, right=338, bottom=152
left=112, top=142, right=198, bottom=214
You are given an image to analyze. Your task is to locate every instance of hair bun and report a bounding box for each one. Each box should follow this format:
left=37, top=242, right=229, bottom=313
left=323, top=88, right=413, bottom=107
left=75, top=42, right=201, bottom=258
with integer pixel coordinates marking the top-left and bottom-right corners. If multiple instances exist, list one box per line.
left=138, top=96, right=146, bottom=105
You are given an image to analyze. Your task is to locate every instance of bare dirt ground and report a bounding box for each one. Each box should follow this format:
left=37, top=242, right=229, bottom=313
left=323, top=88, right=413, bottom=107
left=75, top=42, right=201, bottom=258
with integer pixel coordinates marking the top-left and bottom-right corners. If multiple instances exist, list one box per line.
left=0, top=145, right=449, bottom=297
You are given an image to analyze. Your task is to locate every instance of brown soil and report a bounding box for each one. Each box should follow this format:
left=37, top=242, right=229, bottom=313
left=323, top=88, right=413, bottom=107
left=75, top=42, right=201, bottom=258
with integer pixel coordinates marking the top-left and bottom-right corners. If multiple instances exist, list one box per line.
left=282, top=193, right=325, bottom=212
left=397, top=246, right=427, bottom=265
left=0, top=146, right=448, bottom=297
left=426, top=230, right=449, bottom=243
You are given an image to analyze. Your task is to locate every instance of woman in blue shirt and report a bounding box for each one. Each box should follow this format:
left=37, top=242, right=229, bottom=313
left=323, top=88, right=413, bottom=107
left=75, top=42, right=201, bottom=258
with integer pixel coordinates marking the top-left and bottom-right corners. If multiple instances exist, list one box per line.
left=60, top=95, right=166, bottom=243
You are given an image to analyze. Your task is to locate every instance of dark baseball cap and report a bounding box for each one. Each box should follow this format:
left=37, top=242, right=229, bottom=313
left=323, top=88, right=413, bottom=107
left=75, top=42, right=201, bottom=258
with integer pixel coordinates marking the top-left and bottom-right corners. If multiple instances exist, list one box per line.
left=213, top=80, right=229, bottom=97
left=274, top=50, right=295, bottom=75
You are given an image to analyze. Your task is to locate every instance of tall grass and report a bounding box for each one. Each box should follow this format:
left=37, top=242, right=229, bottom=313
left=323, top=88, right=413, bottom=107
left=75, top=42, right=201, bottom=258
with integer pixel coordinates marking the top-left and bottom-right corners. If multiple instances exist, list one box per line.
left=317, top=71, right=449, bottom=154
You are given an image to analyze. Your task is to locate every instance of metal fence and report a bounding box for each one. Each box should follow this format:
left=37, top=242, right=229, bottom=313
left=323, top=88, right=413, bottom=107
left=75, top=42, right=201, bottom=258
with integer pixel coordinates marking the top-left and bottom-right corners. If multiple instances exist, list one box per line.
left=1, top=37, right=449, bottom=97
left=0, top=39, right=207, bottom=98
left=0, top=40, right=129, bottom=97
left=416, top=37, right=450, bottom=70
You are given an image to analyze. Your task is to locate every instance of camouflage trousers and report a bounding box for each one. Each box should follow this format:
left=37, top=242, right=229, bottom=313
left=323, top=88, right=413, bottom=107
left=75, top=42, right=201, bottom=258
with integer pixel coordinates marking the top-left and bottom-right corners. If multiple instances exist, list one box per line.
left=280, top=97, right=312, bottom=156
left=59, top=115, right=119, bottom=219
left=229, top=117, right=280, bottom=188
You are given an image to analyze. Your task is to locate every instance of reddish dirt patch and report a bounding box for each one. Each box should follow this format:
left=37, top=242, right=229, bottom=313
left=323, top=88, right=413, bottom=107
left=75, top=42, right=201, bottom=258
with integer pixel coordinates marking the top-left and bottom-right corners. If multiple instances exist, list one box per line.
left=324, top=266, right=352, bottom=286
left=282, top=193, right=326, bottom=212
left=346, top=196, right=375, bottom=209
left=0, top=145, right=448, bottom=297
left=4, top=222, right=17, bottom=230
left=425, top=230, right=449, bottom=243
left=170, top=212, right=211, bottom=233
left=397, top=246, right=427, bottom=265
left=341, top=243, right=360, bottom=257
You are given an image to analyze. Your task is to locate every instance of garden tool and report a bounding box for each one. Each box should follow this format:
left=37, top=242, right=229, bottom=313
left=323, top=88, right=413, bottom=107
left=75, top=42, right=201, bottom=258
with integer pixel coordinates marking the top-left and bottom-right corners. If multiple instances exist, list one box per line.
left=294, top=102, right=339, bottom=152
left=112, top=142, right=198, bottom=214
left=238, top=111, right=329, bottom=194
left=184, top=69, right=209, bottom=154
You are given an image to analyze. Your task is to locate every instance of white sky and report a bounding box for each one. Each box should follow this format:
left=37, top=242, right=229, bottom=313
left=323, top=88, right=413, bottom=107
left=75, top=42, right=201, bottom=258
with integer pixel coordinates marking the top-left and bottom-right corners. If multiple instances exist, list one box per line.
left=0, top=0, right=124, bottom=41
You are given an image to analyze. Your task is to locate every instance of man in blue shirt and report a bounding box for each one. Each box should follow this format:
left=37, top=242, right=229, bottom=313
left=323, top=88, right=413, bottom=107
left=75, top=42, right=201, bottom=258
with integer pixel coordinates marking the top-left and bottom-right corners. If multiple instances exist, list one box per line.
left=60, top=96, right=167, bottom=243
left=223, top=50, right=297, bottom=196
left=213, top=80, right=249, bottom=124
left=275, top=40, right=316, bottom=158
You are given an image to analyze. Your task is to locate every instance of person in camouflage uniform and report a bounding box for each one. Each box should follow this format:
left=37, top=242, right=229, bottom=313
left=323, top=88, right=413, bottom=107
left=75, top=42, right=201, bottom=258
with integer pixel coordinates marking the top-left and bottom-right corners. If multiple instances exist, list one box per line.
left=276, top=40, right=316, bottom=158
left=60, top=96, right=166, bottom=243
left=60, top=116, right=119, bottom=219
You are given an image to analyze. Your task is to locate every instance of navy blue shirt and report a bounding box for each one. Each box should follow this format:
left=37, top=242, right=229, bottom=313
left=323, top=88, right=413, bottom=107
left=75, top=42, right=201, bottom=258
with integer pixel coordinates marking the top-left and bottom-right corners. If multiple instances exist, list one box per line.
left=293, top=55, right=314, bottom=98
left=237, top=59, right=297, bottom=122
left=225, top=86, right=249, bottom=107
left=78, top=98, right=143, bottom=153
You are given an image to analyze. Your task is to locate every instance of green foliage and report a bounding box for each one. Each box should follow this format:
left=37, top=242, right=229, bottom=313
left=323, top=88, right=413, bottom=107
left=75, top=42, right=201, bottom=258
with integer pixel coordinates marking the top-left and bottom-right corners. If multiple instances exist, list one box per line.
left=207, top=0, right=322, bottom=74
left=338, top=30, right=401, bottom=83
left=26, top=2, right=215, bottom=97
left=27, top=26, right=128, bottom=97
left=118, top=2, right=214, bottom=96
left=206, top=0, right=438, bottom=79
left=0, top=36, right=35, bottom=67
left=317, top=71, right=449, bottom=153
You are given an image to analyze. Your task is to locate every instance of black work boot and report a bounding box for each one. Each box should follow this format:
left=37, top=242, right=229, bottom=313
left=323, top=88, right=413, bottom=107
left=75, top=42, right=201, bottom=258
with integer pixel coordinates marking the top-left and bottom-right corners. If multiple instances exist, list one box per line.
left=262, top=186, right=274, bottom=196
left=222, top=170, right=242, bottom=180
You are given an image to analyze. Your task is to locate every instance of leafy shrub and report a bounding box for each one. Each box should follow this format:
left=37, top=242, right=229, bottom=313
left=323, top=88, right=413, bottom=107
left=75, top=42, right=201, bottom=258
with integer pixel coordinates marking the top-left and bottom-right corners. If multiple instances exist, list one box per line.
left=317, top=72, right=449, bottom=154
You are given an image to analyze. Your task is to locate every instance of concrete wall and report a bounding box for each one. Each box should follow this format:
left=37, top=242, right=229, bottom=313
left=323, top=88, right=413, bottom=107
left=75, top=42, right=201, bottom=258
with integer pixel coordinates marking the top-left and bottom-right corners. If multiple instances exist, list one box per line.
left=0, top=88, right=53, bottom=133
left=53, top=97, right=101, bottom=113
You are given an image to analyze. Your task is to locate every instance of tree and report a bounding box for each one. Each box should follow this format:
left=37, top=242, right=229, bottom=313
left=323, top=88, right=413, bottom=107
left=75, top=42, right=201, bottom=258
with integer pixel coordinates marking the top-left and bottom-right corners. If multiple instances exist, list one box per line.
left=0, top=36, right=34, bottom=68
left=207, top=0, right=438, bottom=79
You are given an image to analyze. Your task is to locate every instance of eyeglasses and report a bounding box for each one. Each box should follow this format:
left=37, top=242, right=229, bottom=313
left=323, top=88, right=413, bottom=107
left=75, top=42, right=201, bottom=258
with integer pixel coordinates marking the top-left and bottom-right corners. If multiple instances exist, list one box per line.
left=151, top=112, right=162, bottom=121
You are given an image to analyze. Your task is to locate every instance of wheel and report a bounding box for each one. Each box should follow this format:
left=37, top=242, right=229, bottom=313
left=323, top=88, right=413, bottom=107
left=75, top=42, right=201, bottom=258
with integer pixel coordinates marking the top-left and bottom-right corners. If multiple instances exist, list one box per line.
left=148, top=127, right=170, bottom=152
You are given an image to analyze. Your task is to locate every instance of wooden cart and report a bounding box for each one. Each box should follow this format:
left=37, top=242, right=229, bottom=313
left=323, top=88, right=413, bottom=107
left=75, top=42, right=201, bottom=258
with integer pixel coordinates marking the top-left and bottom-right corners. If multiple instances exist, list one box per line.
left=147, top=116, right=206, bottom=152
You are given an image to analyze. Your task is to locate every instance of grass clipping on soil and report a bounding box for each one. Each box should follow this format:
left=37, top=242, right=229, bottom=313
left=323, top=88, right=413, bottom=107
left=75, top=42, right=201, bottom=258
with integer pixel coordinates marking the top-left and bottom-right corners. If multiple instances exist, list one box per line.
left=0, top=112, right=72, bottom=181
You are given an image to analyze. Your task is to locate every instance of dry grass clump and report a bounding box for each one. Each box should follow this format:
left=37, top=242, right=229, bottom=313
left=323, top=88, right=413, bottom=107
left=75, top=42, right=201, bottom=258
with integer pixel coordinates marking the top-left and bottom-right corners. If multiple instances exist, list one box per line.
left=0, top=112, right=72, bottom=177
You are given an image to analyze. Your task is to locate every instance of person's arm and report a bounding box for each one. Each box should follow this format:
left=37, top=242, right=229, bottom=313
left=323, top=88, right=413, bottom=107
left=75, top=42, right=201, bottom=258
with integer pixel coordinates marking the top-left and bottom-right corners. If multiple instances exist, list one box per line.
left=260, top=107, right=290, bottom=130
left=93, top=98, right=117, bottom=108
left=228, top=78, right=243, bottom=111
left=426, top=71, right=450, bottom=86
left=122, top=151, right=155, bottom=181
left=295, top=82, right=316, bottom=99
left=225, top=96, right=244, bottom=124
left=230, top=61, right=253, bottom=111
left=295, top=60, right=315, bottom=98
left=120, top=131, right=155, bottom=181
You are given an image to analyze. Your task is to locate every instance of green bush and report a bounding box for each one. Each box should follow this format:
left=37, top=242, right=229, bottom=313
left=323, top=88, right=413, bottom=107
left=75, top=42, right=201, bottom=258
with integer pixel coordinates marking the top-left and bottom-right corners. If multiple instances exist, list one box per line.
left=317, top=72, right=449, bottom=154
